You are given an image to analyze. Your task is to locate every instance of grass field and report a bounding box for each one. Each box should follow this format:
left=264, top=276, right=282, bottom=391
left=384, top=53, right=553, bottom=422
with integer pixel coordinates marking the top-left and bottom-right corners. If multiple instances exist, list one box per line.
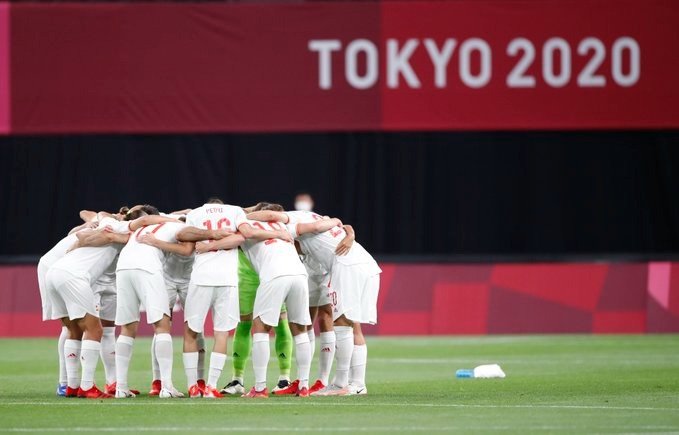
left=0, top=335, right=678, bottom=434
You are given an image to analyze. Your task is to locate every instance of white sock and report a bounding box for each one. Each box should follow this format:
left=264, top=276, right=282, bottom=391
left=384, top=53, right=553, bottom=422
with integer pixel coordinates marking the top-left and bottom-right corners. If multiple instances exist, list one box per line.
left=307, top=329, right=316, bottom=364
left=332, top=326, right=353, bottom=387
left=208, top=352, right=227, bottom=388
left=349, top=344, right=368, bottom=387
left=115, top=335, right=134, bottom=392
left=182, top=352, right=198, bottom=389
left=294, top=333, right=311, bottom=389
left=252, top=333, right=270, bottom=392
left=80, top=340, right=101, bottom=391
left=318, top=331, right=336, bottom=385
left=155, top=333, right=174, bottom=390
left=64, top=339, right=81, bottom=389
left=100, top=327, right=116, bottom=385
left=197, top=333, right=206, bottom=381
left=58, top=327, right=69, bottom=386
left=151, top=334, right=160, bottom=381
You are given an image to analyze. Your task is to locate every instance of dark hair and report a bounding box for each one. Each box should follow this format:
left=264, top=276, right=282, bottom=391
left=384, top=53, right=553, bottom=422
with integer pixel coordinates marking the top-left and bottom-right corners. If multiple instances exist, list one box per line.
left=179, top=216, right=186, bottom=223
left=207, top=197, right=224, bottom=204
left=118, top=206, right=130, bottom=215
left=141, top=204, right=160, bottom=215
left=261, top=203, right=284, bottom=212
left=125, top=209, right=146, bottom=221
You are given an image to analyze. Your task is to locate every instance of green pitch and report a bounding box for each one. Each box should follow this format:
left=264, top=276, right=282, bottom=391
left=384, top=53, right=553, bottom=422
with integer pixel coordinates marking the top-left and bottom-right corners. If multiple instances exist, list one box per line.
left=0, top=335, right=678, bottom=434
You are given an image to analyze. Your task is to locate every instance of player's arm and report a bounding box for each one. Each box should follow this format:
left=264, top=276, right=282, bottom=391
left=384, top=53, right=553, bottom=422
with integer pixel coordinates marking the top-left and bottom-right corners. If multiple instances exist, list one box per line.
left=138, top=233, right=194, bottom=256
left=246, top=211, right=290, bottom=224
left=128, top=214, right=181, bottom=232
left=296, top=218, right=342, bottom=236
left=335, top=224, right=355, bottom=256
left=68, top=221, right=98, bottom=235
left=176, top=226, right=233, bottom=242
left=70, top=228, right=129, bottom=251
left=169, top=208, right=191, bottom=215
left=238, top=223, right=293, bottom=243
left=79, top=209, right=97, bottom=223
left=195, top=234, right=245, bottom=254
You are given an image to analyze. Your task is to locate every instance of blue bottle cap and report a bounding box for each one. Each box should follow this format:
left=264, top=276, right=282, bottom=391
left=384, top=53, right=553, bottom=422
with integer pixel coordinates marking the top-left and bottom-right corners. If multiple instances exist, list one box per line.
left=456, top=369, right=475, bottom=378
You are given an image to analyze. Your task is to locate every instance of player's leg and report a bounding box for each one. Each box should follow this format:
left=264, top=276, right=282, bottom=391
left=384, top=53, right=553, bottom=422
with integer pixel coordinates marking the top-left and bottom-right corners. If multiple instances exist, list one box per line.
left=348, top=272, right=379, bottom=395
left=96, top=289, right=119, bottom=394
left=183, top=283, right=211, bottom=397
left=46, top=269, right=79, bottom=397
left=244, top=279, right=285, bottom=398
left=313, top=303, right=336, bottom=393
left=177, top=282, right=206, bottom=387
left=284, top=276, right=313, bottom=397
left=246, top=316, right=273, bottom=397
left=203, top=285, right=239, bottom=398
left=114, top=270, right=141, bottom=398
left=59, top=274, right=112, bottom=399
left=57, top=324, right=69, bottom=396
left=273, top=311, right=293, bottom=391
left=222, top=279, right=257, bottom=395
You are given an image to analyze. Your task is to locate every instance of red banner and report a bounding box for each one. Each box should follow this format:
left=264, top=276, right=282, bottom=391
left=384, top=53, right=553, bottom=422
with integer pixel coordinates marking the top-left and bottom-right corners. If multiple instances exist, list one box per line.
left=4, top=1, right=679, bottom=133
left=2, top=262, right=679, bottom=336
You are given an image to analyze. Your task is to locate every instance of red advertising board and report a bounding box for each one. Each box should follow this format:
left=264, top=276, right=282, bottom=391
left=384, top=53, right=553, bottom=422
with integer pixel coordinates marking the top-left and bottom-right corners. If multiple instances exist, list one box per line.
left=2, top=262, right=679, bottom=337
left=3, top=1, right=679, bottom=133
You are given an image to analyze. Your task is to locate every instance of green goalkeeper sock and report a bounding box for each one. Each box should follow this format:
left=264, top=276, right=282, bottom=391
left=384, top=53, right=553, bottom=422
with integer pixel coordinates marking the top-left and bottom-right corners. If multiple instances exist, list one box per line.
left=275, top=318, right=293, bottom=378
left=232, top=320, right=252, bottom=379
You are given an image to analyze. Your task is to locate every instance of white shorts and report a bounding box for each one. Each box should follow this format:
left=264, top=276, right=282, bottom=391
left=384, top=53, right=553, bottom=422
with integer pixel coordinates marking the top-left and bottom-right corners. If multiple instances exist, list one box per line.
left=308, top=273, right=332, bottom=308
left=165, top=279, right=189, bottom=312
left=37, top=260, right=52, bottom=321
left=115, top=269, right=170, bottom=326
left=184, top=283, right=239, bottom=333
left=46, top=268, right=98, bottom=321
left=329, top=262, right=380, bottom=325
left=92, top=282, right=117, bottom=322
left=254, top=275, right=311, bottom=327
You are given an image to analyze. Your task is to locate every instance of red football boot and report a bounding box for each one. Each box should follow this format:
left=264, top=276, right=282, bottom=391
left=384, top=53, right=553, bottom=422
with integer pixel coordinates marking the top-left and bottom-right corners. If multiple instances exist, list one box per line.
left=106, top=382, right=139, bottom=396
left=308, top=379, right=326, bottom=394
left=149, top=379, right=161, bottom=396
left=296, top=386, right=310, bottom=397
left=272, top=379, right=299, bottom=395
left=65, top=386, right=79, bottom=398
left=77, top=385, right=113, bottom=399
left=242, top=387, right=269, bottom=398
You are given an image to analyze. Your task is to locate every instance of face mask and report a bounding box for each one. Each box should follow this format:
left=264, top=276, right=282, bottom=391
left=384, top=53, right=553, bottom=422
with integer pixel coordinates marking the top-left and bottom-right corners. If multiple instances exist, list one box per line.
left=295, top=201, right=313, bottom=211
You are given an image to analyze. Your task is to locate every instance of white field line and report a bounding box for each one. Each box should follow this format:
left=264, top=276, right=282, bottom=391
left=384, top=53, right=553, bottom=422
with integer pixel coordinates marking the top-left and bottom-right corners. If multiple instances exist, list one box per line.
left=1, top=426, right=678, bottom=433
left=0, top=401, right=676, bottom=411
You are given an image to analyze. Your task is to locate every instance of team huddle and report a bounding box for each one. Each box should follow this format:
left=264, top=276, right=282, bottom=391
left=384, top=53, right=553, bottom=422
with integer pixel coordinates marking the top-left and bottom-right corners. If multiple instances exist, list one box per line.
left=38, top=196, right=381, bottom=399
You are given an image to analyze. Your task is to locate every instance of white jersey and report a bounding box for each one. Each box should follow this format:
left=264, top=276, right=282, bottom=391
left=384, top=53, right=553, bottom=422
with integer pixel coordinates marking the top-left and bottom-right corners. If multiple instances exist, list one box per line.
left=286, top=211, right=381, bottom=274
left=116, top=221, right=186, bottom=274
left=95, top=255, right=118, bottom=287
left=50, top=217, right=129, bottom=284
left=303, top=251, right=327, bottom=278
left=185, top=204, right=244, bottom=286
left=238, top=218, right=307, bottom=283
left=38, top=233, right=78, bottom=274
left=164, top=252, right=194, bottom=284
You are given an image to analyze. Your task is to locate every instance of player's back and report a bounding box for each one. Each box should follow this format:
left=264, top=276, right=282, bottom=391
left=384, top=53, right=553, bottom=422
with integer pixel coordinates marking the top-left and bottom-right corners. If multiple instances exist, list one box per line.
left=186, top=203, right=244, bottom=286
left=240, top=219, right=306, bottom=283
left=287, top=211, right=376, bottom=270
left=50, top=217, right=129, bottom=283
left=117, top=222, right=185, bottom=274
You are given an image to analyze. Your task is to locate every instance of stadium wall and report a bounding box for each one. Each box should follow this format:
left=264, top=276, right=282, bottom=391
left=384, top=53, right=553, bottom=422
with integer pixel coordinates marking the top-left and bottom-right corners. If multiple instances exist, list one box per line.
left=3, top=262, right=678, bottom=337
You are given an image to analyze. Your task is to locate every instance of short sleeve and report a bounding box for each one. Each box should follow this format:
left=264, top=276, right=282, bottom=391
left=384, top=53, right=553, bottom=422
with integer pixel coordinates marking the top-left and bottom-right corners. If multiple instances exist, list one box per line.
left=286, top=223, right=299, bottom=239
left=99, top=217, right=131, bottom=234
left=235, top=208, right=248, bottom=228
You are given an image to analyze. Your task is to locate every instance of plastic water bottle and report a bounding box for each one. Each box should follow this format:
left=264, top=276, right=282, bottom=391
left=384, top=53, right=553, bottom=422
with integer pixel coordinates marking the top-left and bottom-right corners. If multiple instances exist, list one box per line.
left=456, top=369, right=475, bottom=378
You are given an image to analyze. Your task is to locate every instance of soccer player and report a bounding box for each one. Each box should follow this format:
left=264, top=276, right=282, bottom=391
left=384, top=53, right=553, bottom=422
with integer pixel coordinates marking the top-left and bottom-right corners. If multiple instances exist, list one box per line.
left=233, top=211, right=338, bottom=398
left=219, top=247, right=296, bottom=396
left=143, top=213, right=204, bottom=396
left=45, top=214, right=138, bottom=398
left=37, top=218, right=100, bottom=396
left=248, top=209, right=380, bottom=396
left=113, top=206, right=190, bottom=399
left=172, top=198, right=245, bottom=398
